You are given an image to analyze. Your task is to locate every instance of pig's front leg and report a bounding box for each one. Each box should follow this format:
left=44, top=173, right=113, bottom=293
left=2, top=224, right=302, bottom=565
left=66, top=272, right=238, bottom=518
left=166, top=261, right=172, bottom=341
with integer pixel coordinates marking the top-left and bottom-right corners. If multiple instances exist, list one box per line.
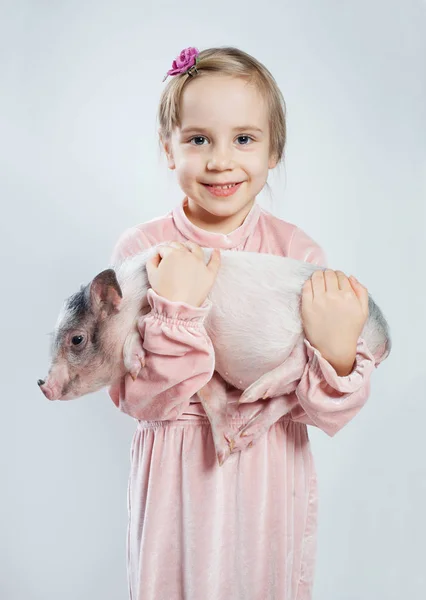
left=237, top=337, right=306, bottom=404
left=197, top=372, right=234, bottom=467
left=122, top=319, right=146, bottom=381
left=227, top=395, right=299, bottom=455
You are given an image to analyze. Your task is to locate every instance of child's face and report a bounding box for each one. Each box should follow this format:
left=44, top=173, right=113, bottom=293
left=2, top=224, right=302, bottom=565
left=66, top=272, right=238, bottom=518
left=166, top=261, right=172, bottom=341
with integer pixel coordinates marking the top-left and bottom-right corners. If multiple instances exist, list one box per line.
left=163, top=75, right=277, bottom=221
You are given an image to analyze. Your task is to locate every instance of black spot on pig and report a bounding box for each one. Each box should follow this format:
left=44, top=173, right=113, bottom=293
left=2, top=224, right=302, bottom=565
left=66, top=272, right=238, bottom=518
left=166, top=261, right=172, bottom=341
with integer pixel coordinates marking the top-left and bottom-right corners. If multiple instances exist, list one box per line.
left=90, top=321, right=100, bottom=349
left=66, top=285, right=91, bottom=320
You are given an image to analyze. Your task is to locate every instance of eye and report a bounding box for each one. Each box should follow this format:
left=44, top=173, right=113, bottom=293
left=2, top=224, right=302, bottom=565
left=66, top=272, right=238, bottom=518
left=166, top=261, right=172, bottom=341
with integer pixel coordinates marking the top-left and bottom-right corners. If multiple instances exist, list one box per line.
left=236, top=135, right=253, bottom=145
left=71, top=335, right=85, bottom=346
left=189, top=136, right=208, bottom=145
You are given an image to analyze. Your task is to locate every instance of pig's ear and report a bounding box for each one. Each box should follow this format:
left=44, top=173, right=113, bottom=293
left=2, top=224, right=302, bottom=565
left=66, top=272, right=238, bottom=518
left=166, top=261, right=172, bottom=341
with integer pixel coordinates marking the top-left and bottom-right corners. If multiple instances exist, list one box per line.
left=90, top=269, right=123, bottom=316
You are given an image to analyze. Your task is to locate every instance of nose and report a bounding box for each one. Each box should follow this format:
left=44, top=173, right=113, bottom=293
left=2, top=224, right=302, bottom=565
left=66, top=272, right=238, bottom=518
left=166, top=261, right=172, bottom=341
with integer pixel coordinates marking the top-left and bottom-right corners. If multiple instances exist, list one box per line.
left=206, top=144, right=234, bottom=171
left=38, top=379, right=53, bottom=400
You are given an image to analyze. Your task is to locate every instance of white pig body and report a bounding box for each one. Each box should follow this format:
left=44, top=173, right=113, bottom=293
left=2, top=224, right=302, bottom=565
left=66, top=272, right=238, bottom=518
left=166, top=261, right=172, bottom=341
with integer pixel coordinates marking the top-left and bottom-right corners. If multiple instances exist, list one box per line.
left=39, top=244, right=391, bottom=465
left=115, top=245, right=391, bottom=393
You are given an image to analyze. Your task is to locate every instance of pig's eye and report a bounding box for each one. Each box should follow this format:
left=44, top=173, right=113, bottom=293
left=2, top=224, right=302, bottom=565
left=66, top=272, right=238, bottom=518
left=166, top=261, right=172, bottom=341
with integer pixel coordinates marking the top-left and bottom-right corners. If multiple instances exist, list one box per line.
left=71, top=335, right=84, bottom=346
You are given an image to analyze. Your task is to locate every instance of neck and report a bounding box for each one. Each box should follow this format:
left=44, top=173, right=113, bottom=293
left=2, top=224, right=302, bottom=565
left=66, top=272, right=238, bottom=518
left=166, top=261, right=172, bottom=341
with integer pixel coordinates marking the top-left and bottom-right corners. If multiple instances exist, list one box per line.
left=183, top=198, right=255, bottom=234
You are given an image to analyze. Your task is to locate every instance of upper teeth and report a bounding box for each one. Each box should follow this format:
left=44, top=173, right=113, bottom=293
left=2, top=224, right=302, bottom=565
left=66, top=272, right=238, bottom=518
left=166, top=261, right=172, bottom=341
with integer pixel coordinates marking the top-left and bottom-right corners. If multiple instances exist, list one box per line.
left=211, top=183, right=237, bottom=189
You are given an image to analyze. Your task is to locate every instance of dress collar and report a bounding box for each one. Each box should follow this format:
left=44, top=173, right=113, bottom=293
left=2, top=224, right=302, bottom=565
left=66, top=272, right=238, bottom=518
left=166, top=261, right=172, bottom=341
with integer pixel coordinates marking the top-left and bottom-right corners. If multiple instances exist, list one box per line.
left=172, top=197, right=261, bottom=249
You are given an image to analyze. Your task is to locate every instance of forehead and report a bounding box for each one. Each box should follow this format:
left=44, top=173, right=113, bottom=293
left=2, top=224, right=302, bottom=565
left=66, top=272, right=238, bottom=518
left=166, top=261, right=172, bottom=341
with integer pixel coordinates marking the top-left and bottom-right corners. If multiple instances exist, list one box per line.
left=179, top=75, right=268, bottom=130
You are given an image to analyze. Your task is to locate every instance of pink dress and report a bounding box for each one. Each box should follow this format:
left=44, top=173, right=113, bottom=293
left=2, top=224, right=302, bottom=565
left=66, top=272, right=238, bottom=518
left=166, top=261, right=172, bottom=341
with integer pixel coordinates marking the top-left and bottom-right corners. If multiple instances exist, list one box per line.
left=108, top=198, right=381, bottom=600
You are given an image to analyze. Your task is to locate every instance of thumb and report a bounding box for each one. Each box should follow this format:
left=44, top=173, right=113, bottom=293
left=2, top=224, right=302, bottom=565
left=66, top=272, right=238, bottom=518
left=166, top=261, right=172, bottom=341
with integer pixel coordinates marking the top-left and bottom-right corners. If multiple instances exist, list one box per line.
left=350, top=276, right=369, bottom=314
left=207, top=248, right=221, bottom=276
left=146, top=254, right=160, bottom=282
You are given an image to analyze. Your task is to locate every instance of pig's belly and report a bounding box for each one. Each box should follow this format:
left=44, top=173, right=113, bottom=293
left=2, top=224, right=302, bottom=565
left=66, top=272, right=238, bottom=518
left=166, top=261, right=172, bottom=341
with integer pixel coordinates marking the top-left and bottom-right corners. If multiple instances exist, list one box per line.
left=205, top=327, right=298, bottom=391
left=213, top=352, right=288, bottom=390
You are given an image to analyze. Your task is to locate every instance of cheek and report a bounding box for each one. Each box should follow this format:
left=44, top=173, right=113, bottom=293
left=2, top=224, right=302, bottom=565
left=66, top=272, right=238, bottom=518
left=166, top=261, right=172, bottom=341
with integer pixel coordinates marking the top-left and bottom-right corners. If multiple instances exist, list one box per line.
left=177, top=151, right=204, bottom=180
left=244, top=150, right=270, bottom=177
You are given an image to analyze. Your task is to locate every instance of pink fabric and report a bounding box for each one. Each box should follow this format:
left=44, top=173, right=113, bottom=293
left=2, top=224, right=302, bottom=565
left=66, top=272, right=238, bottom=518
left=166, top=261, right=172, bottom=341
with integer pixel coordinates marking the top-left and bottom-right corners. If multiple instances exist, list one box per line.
left=108, top=198, right=379, bottom=599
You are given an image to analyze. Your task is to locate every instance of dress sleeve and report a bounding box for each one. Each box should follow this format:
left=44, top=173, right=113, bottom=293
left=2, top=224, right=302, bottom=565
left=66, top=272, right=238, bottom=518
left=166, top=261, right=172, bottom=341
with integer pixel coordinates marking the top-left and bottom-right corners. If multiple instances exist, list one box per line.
left=109, top=226, right=152, bottom=266
left=107, top=227, right=215, bottom=421
left=286, top=226, right=379, bottom=436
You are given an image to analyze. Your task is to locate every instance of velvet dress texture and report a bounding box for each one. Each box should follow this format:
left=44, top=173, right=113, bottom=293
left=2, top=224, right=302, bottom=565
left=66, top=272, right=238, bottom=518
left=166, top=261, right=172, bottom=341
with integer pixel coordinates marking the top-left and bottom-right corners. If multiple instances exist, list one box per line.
left=108, top=199, right=380, bottom=600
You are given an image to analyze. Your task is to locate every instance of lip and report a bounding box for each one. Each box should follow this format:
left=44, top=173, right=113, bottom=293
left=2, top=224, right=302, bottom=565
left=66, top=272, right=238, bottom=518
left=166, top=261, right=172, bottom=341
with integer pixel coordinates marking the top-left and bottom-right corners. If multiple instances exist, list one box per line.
left=201, top=181, right=244, bottom=198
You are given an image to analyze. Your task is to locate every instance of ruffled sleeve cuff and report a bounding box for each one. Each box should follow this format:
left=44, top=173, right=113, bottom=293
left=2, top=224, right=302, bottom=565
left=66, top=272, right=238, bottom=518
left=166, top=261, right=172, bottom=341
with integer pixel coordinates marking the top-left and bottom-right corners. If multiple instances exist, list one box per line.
left=303, top=336, right=376, bottom=394
left=147, top=288, right=212, bottom=325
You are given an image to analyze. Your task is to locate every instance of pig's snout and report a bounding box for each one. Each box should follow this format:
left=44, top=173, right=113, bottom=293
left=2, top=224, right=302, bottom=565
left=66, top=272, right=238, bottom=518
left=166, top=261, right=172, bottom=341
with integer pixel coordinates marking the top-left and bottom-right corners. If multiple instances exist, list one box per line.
left=37, top=379, right=55, bottom=401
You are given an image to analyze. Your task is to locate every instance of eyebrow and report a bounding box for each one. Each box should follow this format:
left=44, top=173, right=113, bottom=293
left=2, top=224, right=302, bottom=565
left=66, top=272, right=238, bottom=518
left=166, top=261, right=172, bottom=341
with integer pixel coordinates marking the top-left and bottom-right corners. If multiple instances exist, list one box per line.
left=180, top=125, right=264, bottom=135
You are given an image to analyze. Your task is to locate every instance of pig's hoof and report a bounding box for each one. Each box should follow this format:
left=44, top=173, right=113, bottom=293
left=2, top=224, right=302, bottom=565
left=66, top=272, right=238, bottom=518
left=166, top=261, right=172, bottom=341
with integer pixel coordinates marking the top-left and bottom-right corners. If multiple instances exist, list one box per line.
left=226, top=431, right=258, bottom=454
left=217, top=447, right=231, bottom=466
left=215, top=434, right=233, bottom=466
left=238, top=387, right=263, bottom=404
left=129, top=356, right=145, bottom=380
left=129, top=364, right=140, bottom=380
left=238, top=377, right=275, bottom=403
left=239, top=379, right=281, bottom=403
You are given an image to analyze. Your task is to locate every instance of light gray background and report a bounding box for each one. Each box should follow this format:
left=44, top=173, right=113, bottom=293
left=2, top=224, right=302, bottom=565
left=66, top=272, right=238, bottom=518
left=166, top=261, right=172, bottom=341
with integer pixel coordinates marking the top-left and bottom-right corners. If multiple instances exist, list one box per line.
left=1, top=1, right=425, bottom=598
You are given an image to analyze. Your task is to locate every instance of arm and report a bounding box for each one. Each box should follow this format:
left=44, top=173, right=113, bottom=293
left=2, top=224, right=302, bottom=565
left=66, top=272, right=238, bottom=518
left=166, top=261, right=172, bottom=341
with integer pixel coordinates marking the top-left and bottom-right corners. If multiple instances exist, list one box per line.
left=288, top=226, right=381, bottom=436
left=107, top=228, right=215, bottom=421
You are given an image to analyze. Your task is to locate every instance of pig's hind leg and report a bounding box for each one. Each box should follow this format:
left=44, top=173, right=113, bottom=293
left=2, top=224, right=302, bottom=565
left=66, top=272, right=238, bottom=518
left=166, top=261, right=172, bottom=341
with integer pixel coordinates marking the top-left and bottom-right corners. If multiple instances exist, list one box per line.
left=197, top=372, right=235, bottom=467
left=122, top=327, right=146, bottom=381
left=236, top=337, right=306, bottom=404
left=227, top=395, right=299, bottom=455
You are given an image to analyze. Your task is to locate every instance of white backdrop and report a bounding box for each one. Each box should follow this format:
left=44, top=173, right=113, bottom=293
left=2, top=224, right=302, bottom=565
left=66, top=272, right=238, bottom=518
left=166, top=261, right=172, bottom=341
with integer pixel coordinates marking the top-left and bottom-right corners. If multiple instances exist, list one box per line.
left=1, top=1, right=425, bottom=598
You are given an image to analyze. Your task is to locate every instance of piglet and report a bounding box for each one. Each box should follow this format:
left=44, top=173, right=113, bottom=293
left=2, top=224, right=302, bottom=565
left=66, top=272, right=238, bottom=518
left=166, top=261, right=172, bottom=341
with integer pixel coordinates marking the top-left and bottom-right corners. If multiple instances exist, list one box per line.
left=38, top=245, right=391, bottom=464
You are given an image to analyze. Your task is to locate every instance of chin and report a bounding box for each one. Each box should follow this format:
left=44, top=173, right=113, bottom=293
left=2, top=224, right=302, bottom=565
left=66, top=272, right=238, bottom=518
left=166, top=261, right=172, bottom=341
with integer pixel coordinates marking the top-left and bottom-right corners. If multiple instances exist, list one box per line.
left=201, top=196, right=254, bottom=215
left=205, top=201, right=241, bottom=214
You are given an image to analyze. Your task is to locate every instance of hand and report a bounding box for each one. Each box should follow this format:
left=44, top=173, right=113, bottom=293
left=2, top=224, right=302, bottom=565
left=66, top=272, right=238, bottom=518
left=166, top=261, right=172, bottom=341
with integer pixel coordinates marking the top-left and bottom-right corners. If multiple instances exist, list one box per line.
left=146, top=242, right=221, bottom=307
left=301, top=270, right=369, bottom=376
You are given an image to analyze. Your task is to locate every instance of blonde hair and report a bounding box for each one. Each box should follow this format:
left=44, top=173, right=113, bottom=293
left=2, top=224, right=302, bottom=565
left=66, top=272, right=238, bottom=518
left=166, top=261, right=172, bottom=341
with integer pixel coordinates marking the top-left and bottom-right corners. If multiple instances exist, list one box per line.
left=158, top=47, right=287, bottom=164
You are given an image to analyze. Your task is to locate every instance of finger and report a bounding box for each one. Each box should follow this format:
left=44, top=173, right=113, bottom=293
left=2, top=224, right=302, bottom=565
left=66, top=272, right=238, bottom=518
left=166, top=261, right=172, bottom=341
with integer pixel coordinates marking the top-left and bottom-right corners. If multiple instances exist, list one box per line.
left=168, top=241, right=187, bottom=251
left=334, top=270, right=353, bottom=291
left=207, top=248, right=221, bottom=275
left=146, top=255, right=160, bottom=281
left=322, top=269, right=341, bottom=292
left=157, top=245, right=177, bottom=259
left=348, top=275, right=368, bottom=297
left=309, top=269, right=327, bottom=297
left=146, top=254, right=161, bottom=269
left=301, top=278, right=313, bottom=301
left=349, top=275, right=366, bottom=289
left=349, top=277, right=370, bottom=313
left=184, top=241, right=204, bottom=258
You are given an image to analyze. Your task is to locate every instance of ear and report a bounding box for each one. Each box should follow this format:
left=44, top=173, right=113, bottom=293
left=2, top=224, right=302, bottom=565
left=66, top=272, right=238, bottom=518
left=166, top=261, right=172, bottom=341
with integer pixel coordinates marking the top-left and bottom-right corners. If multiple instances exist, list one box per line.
left=268, top=152, right=278, bottom=170
left=159, top=129, right=175, bottom=170
left=89, top=269, right=123, bottom=317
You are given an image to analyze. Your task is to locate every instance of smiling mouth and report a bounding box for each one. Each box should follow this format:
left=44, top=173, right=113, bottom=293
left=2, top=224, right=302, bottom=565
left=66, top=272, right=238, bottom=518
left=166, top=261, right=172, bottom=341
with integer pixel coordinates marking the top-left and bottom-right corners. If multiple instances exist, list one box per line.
left=203, top=182, right=243, bottom=189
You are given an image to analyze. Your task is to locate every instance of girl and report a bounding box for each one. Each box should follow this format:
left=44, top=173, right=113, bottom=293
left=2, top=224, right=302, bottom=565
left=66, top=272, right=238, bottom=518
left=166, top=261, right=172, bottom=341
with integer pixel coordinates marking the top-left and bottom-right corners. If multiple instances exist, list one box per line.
left=108, top=46, right=382, bottom=600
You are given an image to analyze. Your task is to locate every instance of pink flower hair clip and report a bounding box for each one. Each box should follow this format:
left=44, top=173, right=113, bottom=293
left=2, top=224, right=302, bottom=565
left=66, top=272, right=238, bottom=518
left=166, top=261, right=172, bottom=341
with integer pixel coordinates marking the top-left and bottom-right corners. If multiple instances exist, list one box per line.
left=162, top=47, right=200, bottom=82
